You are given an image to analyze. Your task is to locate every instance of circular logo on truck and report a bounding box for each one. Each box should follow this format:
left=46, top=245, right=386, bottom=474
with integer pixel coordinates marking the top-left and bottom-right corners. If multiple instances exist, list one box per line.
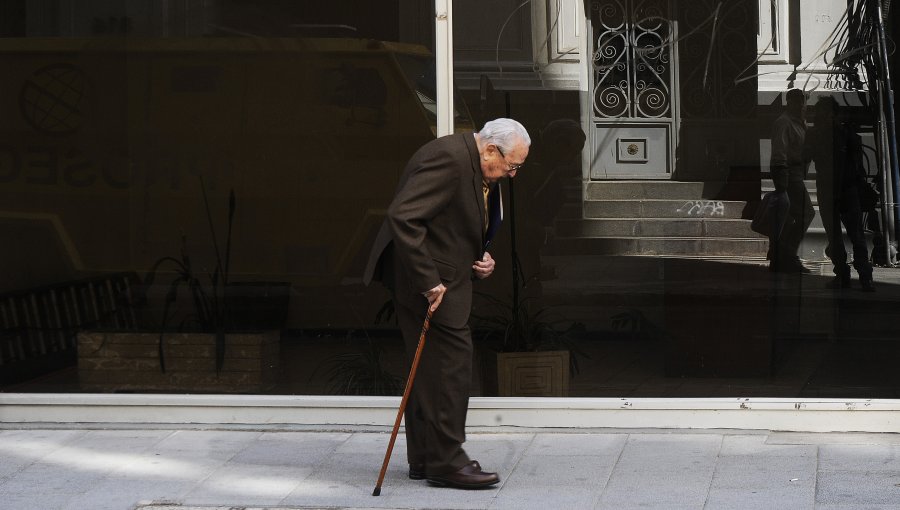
left=19, top=63, right=89, bottom=136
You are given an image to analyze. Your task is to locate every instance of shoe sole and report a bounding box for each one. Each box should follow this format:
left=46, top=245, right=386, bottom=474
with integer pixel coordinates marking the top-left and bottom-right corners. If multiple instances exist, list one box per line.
left=426, top=477, right=499, bottom=489
left=412, top=461, right=483, bottom=481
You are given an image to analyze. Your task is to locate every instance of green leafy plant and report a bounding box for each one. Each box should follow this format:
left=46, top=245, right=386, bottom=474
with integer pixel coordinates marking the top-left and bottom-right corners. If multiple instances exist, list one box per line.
left=312, top=332, right=402, bottom=396
left=142, top=180, right=235, bottom=373
left=610, top=308, right=664, bottom=340
left=308, top=298, right=404, bottom=396
left=472, top=293, right=588, bottom=375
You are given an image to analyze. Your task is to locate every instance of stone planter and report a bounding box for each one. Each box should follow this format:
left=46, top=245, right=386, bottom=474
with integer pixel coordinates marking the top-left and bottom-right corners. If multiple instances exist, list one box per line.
left=77, top=330, right=280, bottom=393
left=485, top=350, right=570, bottom=397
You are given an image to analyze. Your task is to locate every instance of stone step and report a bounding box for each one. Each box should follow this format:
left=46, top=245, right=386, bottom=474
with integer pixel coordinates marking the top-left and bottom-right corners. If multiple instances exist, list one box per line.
left=546, top=225, right=836, bottom=263
left=550, top=180, right=878, bottom=264
left=582, top=199, right=750, bottom=219
left=544, top=226, right=866, bottom=264
left=542, top=236, right=769, bottom=257
left=544, top=228, right=841, bottom=263
left=585, top=181, right=708, bottom=200
left=555, top=218, right=764, bottom=239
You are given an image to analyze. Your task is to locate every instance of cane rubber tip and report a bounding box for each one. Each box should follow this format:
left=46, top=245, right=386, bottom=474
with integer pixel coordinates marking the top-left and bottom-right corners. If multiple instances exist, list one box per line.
left=373, top=487, right=381, bottom=496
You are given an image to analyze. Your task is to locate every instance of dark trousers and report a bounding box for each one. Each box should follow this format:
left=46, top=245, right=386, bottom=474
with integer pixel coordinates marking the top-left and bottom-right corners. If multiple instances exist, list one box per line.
left=818, top=186, right=873, bottom=280
left=395, top=300, right=472, bottom=476
left=771, top=176, right=815, bottom=264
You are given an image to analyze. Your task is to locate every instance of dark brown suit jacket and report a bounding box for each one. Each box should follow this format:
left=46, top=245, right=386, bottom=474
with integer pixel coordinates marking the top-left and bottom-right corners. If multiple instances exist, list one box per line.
left=363, top=132, right=494, bottom=328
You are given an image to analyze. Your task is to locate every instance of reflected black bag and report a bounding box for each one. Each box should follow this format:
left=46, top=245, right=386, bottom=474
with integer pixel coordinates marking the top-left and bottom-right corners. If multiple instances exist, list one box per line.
left=751, top=191, right=790, bottom=238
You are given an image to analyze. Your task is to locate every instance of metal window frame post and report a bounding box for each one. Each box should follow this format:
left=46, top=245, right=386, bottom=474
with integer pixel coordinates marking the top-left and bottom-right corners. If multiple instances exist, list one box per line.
left=435, top=0, right=454, bottom=137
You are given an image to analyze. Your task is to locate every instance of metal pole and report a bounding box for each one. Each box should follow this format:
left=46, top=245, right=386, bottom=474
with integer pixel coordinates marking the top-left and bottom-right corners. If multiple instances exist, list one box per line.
left=435, top=0, right=454, bottom=137
left=874, top=0, right=900, bottom=263
left=878, top=113, right=894, bottom=264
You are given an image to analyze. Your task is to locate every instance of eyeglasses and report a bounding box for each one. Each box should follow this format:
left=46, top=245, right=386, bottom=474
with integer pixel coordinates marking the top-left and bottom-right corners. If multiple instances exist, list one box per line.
left=496, top=146, right=524, bottom=172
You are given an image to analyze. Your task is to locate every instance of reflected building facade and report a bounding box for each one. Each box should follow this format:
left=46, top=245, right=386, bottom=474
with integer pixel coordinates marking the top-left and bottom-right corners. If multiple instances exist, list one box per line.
left=1, top=0, right=899, bottom=400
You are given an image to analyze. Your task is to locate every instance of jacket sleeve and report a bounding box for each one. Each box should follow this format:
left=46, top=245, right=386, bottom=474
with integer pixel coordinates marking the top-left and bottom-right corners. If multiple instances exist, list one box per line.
left=770, top=117, right=790, bottom=171
left=770, top=117, right=791, bottom=190
left=386, top=148, right=460, bottom=294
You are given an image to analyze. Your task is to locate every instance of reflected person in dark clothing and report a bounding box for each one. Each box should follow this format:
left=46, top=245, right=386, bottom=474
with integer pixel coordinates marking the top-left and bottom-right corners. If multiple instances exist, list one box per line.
left=530, top=119, right=587, bottom=233
left=804, top=96, right=875, bottom=291
left=516, top=119, right=586, bottom=283
left=769, top=88, right=815, bottom=273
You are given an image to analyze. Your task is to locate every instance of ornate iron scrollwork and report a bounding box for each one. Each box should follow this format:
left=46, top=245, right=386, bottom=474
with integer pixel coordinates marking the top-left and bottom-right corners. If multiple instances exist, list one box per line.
left=592, top=0, right=672, bottom=120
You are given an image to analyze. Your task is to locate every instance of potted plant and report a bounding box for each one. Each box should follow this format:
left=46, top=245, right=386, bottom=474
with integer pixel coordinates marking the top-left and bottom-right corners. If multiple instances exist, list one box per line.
left=473, top=292, right=586, bottom=397
left=307, top=300, right=403, bottom=396
left=77, top=181, right=285, bottom=393
left=312, top=332, right=403, bottom=396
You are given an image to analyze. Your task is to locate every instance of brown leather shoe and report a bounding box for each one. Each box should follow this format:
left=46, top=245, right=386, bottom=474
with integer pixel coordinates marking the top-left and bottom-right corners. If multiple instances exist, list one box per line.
left=412, top=460, right=482, bottom=481
left=426, top=461, right=499, bottom=489
left=408, top=463, right=425, bottom=480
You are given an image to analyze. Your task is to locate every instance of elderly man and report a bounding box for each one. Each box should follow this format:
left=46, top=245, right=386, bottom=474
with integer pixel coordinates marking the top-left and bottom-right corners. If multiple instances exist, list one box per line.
left=364, top=118, right=530, bottom=489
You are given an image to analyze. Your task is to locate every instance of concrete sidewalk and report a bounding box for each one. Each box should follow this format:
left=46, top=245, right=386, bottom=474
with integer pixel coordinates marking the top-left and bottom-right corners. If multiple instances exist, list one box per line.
left=2, top=425, right=900, bottom=510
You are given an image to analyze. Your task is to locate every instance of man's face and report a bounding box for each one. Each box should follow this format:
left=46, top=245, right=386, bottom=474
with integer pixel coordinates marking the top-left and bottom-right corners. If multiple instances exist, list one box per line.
left=481, top=141, right=528, bottom=183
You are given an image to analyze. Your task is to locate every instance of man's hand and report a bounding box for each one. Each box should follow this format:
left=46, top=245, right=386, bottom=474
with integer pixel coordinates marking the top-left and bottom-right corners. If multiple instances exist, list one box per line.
left=472, top=252, right=495, bottom=280
left=423, top=283, right=447, bottom=313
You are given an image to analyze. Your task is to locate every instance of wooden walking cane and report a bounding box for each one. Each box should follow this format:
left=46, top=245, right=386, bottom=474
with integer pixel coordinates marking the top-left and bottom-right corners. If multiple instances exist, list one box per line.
left=372, top=307, right=433, bottom=496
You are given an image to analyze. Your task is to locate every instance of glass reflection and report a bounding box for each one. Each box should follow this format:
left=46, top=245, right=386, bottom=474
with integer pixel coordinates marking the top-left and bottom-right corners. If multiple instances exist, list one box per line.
left=2, top=1, right=899, bottom=400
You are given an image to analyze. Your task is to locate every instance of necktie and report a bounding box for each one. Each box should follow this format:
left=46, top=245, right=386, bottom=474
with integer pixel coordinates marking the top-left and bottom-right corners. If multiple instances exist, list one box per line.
left=482, top=180, right=490, bottom=233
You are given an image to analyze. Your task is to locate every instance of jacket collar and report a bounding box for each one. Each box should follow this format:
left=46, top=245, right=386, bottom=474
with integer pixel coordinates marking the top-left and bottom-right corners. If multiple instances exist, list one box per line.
left=464, top=133, right=486, bottom=229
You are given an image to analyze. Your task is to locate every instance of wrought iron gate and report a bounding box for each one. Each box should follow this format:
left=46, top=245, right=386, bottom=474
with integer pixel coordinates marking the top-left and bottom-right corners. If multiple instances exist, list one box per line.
left=589, top=0, right=677, bottom=178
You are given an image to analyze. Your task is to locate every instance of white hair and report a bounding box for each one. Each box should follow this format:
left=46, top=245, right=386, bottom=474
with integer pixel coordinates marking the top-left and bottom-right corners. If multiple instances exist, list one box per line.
left=477, top=118, right=531, bottom=153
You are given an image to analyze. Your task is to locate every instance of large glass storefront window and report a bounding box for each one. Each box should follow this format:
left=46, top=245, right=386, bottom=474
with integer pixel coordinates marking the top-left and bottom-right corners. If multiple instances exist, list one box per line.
left=452, top=0, right=900, bottom=400
left=2, top=1, right=899, bottom=400
left=0, top=0, right=436, bottom=394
